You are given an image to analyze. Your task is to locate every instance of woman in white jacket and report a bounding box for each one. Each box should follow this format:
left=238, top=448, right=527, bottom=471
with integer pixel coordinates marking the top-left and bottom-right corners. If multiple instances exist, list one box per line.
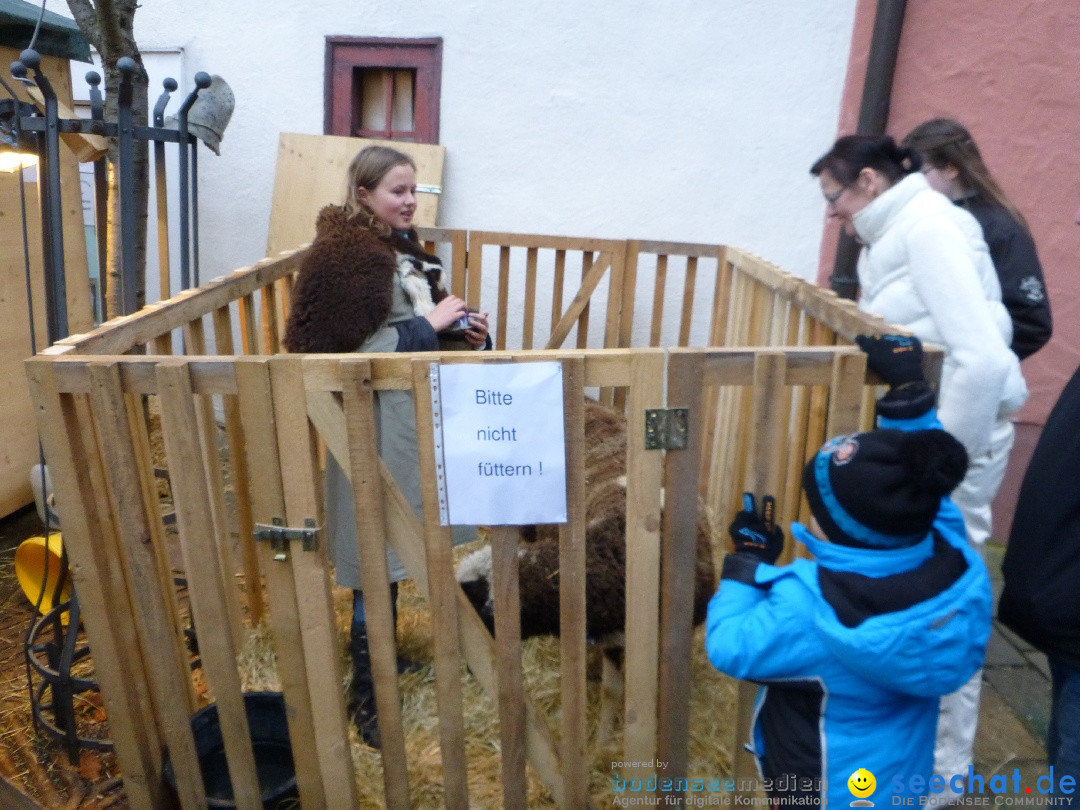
left=810, top=134, right=1027, bottom=799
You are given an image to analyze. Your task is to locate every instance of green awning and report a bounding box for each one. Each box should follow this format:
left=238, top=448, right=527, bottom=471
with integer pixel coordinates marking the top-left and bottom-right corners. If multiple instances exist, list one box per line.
left=0, top=0, right=92, bottom=63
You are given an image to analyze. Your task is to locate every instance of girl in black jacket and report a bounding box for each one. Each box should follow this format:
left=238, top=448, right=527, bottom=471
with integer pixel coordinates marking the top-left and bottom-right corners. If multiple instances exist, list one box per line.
left=904, top=118, right=1052, bottom=360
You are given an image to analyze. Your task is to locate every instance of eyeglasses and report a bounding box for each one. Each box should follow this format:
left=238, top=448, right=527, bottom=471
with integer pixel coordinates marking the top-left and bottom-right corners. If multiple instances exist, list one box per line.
left=823, top=185, right=849, bottom=205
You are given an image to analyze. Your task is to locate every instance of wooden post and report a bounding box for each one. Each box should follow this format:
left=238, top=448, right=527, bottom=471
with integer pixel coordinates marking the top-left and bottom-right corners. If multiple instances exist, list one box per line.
left=558, top=357, right=588, bottom=809
left=411, top=360, right=470, bottom=810
left=732, top=352, right=788, bottom=790
left=656, top=350, right=705, bottom=803
left=340, top=359, right=411, bottom=809
left=623, top=351, right=665, bottom=782
left=268, top=356, right=360, bottom=808
left=156, top=359, right=263, bottom=810
left=234, top=358, right=329, bottom=809
left=491, top=524, right=527, bottom=809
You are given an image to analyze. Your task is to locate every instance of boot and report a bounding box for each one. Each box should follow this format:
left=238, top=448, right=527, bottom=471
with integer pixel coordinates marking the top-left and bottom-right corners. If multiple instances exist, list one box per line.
left=389, top=582, right=424, bottom=675
left=348, top=620, right=381, bottom=748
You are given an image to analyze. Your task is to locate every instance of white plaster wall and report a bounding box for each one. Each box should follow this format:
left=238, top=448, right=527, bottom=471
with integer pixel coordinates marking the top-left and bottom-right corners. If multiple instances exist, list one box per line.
left=84, top=1, right=856, bottom=287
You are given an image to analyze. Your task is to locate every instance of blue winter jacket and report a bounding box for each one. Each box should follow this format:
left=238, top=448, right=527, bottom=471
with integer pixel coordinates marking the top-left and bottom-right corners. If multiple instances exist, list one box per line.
left=704, top=409, right=992, bottom=807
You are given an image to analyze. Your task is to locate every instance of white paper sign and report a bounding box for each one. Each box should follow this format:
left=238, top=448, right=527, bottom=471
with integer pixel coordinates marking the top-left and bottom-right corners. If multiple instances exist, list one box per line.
left=434, top=361, right=567, bottom=525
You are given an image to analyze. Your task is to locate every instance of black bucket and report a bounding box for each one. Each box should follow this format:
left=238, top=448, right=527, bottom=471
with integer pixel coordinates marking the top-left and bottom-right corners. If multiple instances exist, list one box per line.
left=164, top=691, right=298, bottom=809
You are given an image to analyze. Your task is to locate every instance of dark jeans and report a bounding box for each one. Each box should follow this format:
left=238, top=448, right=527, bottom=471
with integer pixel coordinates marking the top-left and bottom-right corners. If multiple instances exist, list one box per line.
left=351, top=582, right=399, bottom=632
left=1048, top=656, right=1080, bottom=797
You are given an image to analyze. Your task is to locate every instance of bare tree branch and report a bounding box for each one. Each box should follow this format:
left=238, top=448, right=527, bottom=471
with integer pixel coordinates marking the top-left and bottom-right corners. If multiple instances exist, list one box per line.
left=65, top=0, right=150, bottom=318
left=65, top=0, right=102, bottom=50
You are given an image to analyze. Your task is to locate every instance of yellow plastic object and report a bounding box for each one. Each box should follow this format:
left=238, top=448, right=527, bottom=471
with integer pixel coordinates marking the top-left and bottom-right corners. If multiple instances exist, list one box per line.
left=15, top=533, right=71, bottom=619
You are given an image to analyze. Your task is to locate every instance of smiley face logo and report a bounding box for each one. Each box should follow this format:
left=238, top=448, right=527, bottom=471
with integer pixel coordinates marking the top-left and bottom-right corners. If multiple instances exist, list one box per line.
left=848, top=768, right=876, bottom=798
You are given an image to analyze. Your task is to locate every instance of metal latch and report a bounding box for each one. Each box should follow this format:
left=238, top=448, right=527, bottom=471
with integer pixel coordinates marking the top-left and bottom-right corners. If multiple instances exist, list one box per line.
left=644, top=408, right=689, bottom=450
left=253, top=517, right=319, bottom=562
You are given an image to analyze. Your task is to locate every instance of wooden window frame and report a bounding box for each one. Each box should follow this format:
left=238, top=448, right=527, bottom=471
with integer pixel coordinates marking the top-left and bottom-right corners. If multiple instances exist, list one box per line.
left=325, top=36, right=442, bottom=143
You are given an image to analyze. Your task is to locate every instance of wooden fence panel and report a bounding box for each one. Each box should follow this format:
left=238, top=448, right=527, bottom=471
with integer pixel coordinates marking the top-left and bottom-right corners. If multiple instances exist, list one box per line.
left=26, top=359, right=168, bottom=809
left=26, top=228, right=931, bottom=809
left=465, top=232, right=626, bottom=352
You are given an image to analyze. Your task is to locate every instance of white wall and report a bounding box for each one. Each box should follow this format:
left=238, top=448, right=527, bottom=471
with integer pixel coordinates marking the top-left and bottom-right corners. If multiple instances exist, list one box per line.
left=91, top=1, right=855, bottom=287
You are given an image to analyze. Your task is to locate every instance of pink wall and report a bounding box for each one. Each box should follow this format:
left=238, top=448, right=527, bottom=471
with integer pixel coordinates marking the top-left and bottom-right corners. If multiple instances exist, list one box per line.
left=820, top=0, right=1080, bottom=538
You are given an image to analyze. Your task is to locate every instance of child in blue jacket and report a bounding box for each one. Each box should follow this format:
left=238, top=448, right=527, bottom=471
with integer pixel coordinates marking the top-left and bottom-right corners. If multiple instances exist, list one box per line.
left=705, top=335, right=992, bottom=807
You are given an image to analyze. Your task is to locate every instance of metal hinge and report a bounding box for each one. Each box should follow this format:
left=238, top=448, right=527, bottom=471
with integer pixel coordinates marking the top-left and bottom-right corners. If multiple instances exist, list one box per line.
left=253, top=517, right=319, bottom=562
left=644, top=408, right=689, bottom=450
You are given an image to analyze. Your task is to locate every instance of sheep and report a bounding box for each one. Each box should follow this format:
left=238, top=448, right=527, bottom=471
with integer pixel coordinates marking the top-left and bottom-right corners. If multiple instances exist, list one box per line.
left=455, top=400, right=717, bottom=653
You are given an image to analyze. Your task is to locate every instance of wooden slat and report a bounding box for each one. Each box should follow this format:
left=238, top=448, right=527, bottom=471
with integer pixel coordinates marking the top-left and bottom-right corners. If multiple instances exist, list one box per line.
left=126, top=392, right=197, bottom=711
left=649, top=254, right=668, bottom=347
left=239, top=293, right=259, bottom=355
left=612, top=242, right=640, bottom=410
left=622, top=352, right=665, bottom=782
left=233, top=359, right=328, bottom=809
left=576, top=252, right=593, bottom=350
left=698, top=248, right=734, bottom=496
left=261, top=282, right=282, bottom=354
left=467, top=233, right=486, bottom=327
left=557, top=358, right=588, bottom=808
left=24, top=361, right=164, bottom=810
left=497, top=246, right=511, bottom=350
left=678, top=256, right=697, bottom=347
left=619, top=241, right=641, bottom=350
left=151, top=332, right=173, bottom=355
left=213, top=304, right=265, bottom=625
left=339, top=361, right=410, bottom=809
left=410, top=360, right=470, bottom=809
left=183, top=318, right=246, bottom=651
left=708, top=249, right=733, bottom=348
left=86, top=363, right=206, bottom=810
left=780, top=314, right=812, bottom=563
left=156, top=360, right=263, bottom=810
left=601, top=242, right=627, bottom=351
left=733, top=352, right=789, bottom=789
left=267, top=357, right=359, bottom=807
left=522, top=247, right=538, bottom=350
left=551, top=250, right=566, bottom=335
left=826, top=350, right=868, bottom=438
left=655, top=350, right=704, bottom=802
left=491, top=525, right=527, bottom=809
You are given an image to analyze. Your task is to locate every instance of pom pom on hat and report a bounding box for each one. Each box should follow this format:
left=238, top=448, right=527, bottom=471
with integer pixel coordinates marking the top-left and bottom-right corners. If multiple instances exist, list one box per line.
left=803, top=428, right=968, bottom=548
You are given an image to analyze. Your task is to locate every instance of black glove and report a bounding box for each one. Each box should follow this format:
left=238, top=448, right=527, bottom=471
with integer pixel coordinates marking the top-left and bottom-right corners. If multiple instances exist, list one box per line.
left=855, top=334, right=925, bottom=388
left=728, top=493, right=784, bottom=564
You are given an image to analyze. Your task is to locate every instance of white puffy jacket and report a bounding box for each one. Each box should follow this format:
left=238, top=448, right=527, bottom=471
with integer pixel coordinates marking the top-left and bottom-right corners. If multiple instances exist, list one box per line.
left=854, top=173, right=1027, bottom=458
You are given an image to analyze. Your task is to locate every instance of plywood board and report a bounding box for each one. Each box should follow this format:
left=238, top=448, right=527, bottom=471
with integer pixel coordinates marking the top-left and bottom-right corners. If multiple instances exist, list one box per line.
left=0, top=46, right=93, bottom=518
left=266, top=132, right=444, bottom=257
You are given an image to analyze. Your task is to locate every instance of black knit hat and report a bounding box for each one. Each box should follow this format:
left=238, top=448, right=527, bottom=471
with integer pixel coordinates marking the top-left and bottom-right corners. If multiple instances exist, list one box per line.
left=802, top=428, right=969, bottom=548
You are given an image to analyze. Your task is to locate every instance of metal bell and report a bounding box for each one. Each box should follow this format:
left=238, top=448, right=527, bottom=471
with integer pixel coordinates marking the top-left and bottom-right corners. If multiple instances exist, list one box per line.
left=165, top=75, right=234, bottom=155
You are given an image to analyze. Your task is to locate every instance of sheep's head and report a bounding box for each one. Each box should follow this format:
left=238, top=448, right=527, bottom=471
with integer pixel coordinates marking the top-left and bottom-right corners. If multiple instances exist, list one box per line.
left=456, top=545, right=495, bottom=635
